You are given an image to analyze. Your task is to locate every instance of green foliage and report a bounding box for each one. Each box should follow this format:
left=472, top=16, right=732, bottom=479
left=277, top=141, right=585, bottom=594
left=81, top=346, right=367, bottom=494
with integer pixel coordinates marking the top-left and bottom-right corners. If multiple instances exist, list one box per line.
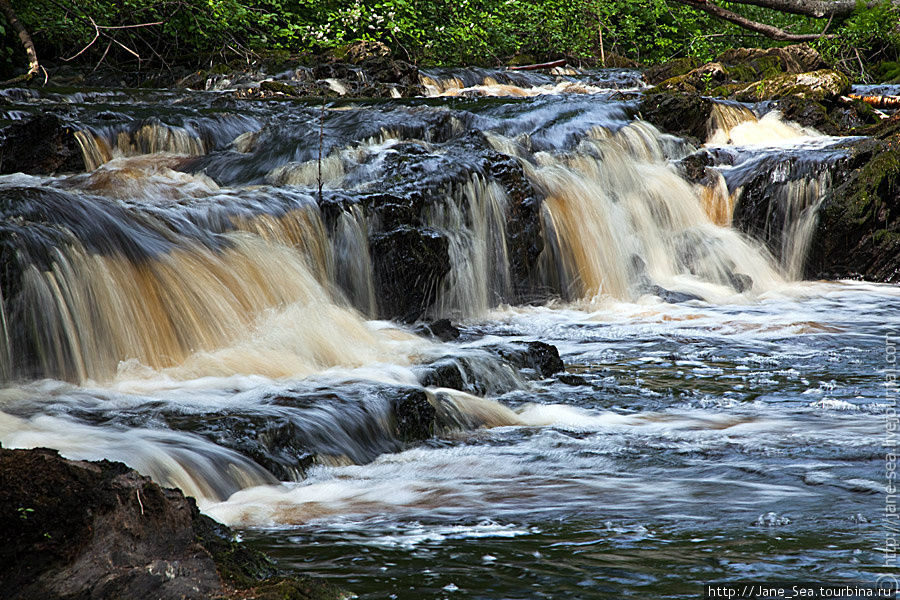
left=0, top=0, right=898, bottom=71
left=816, top=1, right=900, bottom=81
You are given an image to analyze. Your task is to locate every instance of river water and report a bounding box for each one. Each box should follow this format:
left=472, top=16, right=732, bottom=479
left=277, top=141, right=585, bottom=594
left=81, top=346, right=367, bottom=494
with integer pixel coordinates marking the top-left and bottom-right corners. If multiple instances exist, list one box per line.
left=0, top=69, right=896, bottom=598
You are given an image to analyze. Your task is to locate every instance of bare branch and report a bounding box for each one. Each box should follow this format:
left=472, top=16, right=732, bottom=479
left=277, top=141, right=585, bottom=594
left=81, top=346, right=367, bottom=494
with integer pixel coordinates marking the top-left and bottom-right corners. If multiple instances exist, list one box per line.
left=62, top=16, right=100, bottom=61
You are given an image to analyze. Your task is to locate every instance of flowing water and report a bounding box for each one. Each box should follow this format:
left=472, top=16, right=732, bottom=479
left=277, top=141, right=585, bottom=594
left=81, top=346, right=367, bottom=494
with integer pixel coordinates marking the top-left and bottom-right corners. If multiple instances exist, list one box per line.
left=0, top=70, right=896, bottom=598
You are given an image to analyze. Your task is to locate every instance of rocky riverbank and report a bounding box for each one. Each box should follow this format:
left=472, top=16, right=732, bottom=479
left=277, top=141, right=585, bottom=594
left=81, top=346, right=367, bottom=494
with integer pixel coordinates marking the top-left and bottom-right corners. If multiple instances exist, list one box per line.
left=0, top=446, right=347, bottom=600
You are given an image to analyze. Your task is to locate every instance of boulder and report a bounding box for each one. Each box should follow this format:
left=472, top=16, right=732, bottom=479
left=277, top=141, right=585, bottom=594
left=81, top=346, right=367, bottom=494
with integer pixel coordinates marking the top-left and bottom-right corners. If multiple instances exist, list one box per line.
left=0, top=446, right=343, bottom=600
left=0, top=114, right=85, bottom=175
left=644, top=57, right=700, bottom=85
left=639, top=92, right=713, bottom=143
left=775, top=95, right=881, bottom=136
left=732, top=69, right=850, bottom=102
left=807, top=135, right=900, bottom=282
left=490, top=341, right=564, bottom=378
left=715, top=44, right=826, bottom=79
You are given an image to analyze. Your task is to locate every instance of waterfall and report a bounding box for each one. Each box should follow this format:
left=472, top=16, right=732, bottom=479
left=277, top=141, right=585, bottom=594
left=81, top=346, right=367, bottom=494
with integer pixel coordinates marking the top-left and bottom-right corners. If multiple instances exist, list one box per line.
left=0, top=92, right=840, bottom=383
left=491, top=121, right=783, bottom=302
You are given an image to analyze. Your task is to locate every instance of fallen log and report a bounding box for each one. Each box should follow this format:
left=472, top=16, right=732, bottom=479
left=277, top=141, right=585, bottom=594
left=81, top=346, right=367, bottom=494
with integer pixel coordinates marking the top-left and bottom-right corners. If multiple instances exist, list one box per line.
left=507, top=59, right=567, bottom=71
left=847, top=93, right=900, bottom=109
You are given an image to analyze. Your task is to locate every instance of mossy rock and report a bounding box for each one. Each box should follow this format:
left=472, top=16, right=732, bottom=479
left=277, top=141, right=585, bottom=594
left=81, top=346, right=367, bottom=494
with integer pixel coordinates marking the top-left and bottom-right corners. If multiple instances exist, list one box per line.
left=649, top=62, right=728, bottom=95
left=715, top=44, right=825, bottom=77
left=639, top=92, right=713, bottom=143
left=260, top=80, right=300, bottom=96
left=507, top=54, right=539, bottom=67
left=603, top=52, right=640, bottom=69
left=807, top=135, right=900, bottom=281
left=876, top=61, right=900, bottom=83
left=732, top=69, right=850, bottom=102
left=644, top=56, right=700, bottom=85
left=776, top=95, right=881, bottom=136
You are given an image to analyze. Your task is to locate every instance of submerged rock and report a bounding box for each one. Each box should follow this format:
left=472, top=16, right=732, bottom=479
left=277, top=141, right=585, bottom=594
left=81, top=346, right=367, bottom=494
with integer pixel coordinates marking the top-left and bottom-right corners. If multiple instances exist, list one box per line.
left=0, top=446, right=344, bottom=600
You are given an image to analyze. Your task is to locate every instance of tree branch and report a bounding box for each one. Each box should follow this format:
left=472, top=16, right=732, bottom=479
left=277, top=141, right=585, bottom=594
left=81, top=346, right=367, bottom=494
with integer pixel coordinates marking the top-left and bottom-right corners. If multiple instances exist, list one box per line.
left=672, top=0, right=836, bottom=41
left=718, top=0, right=898, bottom=18
left=0, top=0, right=39, bottom=83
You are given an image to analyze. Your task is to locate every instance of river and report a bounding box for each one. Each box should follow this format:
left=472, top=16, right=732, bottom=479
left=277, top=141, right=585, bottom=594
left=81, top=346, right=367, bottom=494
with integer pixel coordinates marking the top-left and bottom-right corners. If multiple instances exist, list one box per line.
left=0, top=68, right=896, bottom=598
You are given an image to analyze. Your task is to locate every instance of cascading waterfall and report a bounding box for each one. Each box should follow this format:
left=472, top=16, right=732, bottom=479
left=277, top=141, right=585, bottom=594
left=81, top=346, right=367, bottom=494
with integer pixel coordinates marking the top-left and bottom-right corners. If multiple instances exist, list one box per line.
left=74, top=115, right=261, bottom=170
left=430, top=175, right=513, bottom=317
left=1, top=100, right=805, bottom=386
left=491, top=121, right=784, bottom=302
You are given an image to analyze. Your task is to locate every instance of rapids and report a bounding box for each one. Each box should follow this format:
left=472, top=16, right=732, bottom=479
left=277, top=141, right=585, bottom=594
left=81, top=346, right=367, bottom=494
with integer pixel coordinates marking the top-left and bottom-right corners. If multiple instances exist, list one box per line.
left=0, top=68, right=895, bottom=598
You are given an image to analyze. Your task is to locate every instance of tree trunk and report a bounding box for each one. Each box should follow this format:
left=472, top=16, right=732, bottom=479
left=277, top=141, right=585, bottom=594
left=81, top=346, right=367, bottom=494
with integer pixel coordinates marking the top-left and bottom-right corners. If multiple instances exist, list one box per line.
left=0, top=0, right=39, bottom=81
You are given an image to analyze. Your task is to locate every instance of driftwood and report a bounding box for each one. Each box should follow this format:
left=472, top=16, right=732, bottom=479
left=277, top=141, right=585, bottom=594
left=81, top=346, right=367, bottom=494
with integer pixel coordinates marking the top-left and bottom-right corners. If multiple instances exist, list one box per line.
left=847, top=93, right=900, bottom=109
left=507, top=59, right=567, bottom=71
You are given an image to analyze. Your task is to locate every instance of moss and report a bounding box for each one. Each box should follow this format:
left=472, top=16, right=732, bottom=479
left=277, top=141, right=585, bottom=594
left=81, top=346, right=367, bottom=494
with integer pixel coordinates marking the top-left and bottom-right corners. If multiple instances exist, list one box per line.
left=733, top=69, right=850, bottom=102
left=260, top=80, right=299, bottom=96
left=847, top=143, right=900, bottom=221
left=644, top=56, right=700, bottom=85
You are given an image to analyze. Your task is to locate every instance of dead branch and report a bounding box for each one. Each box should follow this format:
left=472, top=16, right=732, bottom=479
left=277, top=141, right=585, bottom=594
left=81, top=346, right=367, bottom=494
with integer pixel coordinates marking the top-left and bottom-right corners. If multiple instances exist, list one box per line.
left=847, top=93, right=900, bottom=109
left=63, top=16, right=162, bottom=63
left=671, top=0, right=836, bottom=41
left=0, top=0, right=40, bottom=84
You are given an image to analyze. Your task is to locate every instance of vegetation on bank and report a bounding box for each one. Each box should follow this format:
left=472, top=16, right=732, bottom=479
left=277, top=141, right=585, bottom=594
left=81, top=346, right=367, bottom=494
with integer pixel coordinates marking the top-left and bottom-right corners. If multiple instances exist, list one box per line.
left=0, top=0, right=898, bottom=80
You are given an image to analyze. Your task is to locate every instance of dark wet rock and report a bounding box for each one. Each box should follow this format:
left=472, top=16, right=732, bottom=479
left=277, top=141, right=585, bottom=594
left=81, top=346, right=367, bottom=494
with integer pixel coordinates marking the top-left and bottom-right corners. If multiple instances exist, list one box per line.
left=557, top=373, right=590, bottom=386
left=392, top=388, right=437, bottom=443
left=0, top=446, right=343, bottom=600
left=676, top=149, right=730, bottom=186
left=853, top=112, right=900, bottom=139
left=417, top=353, right=523, bottom=396
left=414, top=318, right=461, bottom=341
left=419, top=358, right=468, bottom=391
left=370, top=226, right=451, bottom=322
left=776, top=95, right=881, bottom=136
left=491, top=341, right=564, bottom=378
left=807, top=135, right=900, bottom=282
left=639, top=93, right=713, bottom=143
left=163, top=385, right=441, bottom=481
left=487, top=151, right=547, bottom=300
left=0, top=114, right=84, bottom=175
left=163, top=412, right=314, bottom=482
